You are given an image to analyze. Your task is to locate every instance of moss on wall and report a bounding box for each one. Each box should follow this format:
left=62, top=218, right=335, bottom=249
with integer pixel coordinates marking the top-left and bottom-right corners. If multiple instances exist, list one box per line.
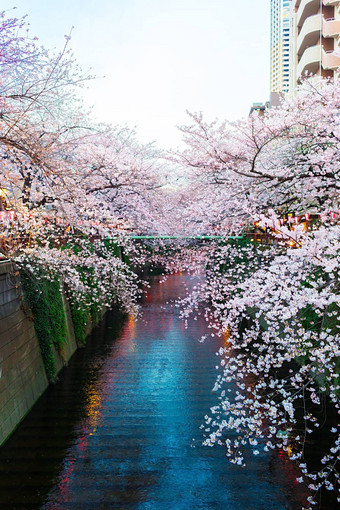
left=69, top=302, right=89, bottom=345
left=21, top=270, right=67, bottom=383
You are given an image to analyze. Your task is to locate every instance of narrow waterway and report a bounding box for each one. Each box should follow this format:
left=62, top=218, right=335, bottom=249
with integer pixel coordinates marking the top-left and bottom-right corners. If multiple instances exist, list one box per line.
left=0, top=274, right=308, bottom=509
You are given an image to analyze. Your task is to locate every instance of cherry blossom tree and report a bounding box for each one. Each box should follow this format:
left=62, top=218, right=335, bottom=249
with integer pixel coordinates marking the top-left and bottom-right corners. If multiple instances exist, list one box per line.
left=175, top=78, right=340, bottom=508
left=175, top=78, right=340, bottom=230
left=0, top=10, right=168, bottom=312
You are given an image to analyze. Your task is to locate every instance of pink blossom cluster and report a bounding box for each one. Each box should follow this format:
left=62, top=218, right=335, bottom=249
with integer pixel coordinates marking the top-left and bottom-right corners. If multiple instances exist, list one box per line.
left=174, top=78, right=340, bottom=508
left=0, top=11, right=171, bottom=311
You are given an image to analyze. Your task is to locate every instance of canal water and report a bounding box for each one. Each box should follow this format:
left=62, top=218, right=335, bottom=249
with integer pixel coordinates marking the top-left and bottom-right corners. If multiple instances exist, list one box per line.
left=0, top=274, right=308, bottom=509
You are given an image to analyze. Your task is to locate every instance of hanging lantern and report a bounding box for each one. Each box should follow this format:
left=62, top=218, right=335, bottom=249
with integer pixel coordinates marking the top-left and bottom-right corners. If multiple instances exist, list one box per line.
left=294, top=216, right=300, bottom=224
left=330, top=211, right=336, bottom=220
left=0, top=211, right=15, bottom=222
left=305, top=213, right=310, bottom=221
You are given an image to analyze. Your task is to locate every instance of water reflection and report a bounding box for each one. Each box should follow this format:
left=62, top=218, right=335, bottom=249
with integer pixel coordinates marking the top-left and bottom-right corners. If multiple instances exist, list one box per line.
left=0, top=275, right=309, bottom=509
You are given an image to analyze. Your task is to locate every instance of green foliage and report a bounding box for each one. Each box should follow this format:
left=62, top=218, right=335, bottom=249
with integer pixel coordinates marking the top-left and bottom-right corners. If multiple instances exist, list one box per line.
left=213, top=237, right=259, bottom=276
left=321, top=302, right=339, bottom=336
left=69, top=302, right=88, bottom=345
left=90, top=303, right=100, bottom=324
left=103, top=239, right=121, bottom=258
left=302, top=266, right=328, bottom=289
left=121, top=249, right=131, bottom=266
left=21, top=270, right=67, bottom=383
left=21, top=241, right=125, bottom=377
left=68, top=266, right=105, bottom=345
left=299, top=305, right=322, bottom=333
left=227, top=236, right=252, bottom=248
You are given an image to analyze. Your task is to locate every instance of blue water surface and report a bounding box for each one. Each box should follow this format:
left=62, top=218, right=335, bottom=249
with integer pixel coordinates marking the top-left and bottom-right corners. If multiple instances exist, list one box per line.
left=0, top=275, right=307, bottom=510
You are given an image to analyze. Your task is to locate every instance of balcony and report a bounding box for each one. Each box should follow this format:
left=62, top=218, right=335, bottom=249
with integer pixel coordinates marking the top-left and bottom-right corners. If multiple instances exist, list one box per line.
left=297, top=14, right=321, bottom=56
left=297, top=15, right=340, bottom=57
left=322, top=17, right=340, bottom=37
left=297, top=0, right=320, bottom=29
left=322, top=48, right=340, bottom=69
left=297, top=44, right=321, bottom=77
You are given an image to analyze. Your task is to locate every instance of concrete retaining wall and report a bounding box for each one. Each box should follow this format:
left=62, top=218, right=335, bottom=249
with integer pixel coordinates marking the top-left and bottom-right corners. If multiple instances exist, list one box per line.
left=0, top=261, right=78, bottom=446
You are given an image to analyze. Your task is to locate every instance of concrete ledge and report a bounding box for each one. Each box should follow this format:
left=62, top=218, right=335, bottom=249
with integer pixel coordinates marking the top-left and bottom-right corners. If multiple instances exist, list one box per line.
left=0, top=260, right=14, bottom=276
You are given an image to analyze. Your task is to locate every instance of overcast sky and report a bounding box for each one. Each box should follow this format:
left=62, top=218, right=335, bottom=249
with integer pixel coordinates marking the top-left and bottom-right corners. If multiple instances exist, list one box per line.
left=2, top=0, right=270, bottom=149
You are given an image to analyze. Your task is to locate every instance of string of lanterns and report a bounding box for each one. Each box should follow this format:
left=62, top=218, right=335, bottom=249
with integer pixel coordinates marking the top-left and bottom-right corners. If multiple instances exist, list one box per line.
left=277, top=211, right=339, bottom=227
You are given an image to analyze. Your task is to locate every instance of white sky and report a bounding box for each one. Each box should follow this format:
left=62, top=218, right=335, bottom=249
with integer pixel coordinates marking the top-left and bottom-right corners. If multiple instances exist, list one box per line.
left=2, top=0, right=270, bottom=149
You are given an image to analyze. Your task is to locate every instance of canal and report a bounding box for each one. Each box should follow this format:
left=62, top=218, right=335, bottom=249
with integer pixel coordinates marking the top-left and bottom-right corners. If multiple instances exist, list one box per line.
left=0, top=274, right=308, bottom=509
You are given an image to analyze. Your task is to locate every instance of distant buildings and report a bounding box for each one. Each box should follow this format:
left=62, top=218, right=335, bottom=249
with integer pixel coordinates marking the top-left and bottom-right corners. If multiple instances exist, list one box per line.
left=250, top=0, right=340, bottom=116
left=291, top=0, right=340, bottom=85
left=270, top=0, right=292, bottom=94
left=249, top=101, right=270, bottom=116
left=270, top=0, right=340, bottom=95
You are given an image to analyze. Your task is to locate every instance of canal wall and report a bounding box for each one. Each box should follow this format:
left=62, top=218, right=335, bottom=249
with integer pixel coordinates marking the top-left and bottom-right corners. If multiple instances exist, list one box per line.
left=0, top=261, right=79, bottom=446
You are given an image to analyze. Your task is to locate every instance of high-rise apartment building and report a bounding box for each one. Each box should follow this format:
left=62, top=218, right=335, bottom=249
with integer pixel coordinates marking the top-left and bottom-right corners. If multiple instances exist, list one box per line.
left=291, top=0, right=340, bottom=85
left=270, top=0, right=292, bottom=93
left=255, top=0, right=340, bottom=114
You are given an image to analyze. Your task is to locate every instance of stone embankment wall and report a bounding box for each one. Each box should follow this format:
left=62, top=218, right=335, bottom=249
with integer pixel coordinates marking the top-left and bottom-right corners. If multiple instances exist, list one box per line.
left=0, top=261, right=78, bottom=446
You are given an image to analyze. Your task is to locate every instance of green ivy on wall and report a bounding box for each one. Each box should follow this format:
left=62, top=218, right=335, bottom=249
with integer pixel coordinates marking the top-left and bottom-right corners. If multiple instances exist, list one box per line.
left=69, top=302, right=88, bottom=345
left=21, top=270, right=67, bottom=383
left=67, top=264, right=104, bottom=345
